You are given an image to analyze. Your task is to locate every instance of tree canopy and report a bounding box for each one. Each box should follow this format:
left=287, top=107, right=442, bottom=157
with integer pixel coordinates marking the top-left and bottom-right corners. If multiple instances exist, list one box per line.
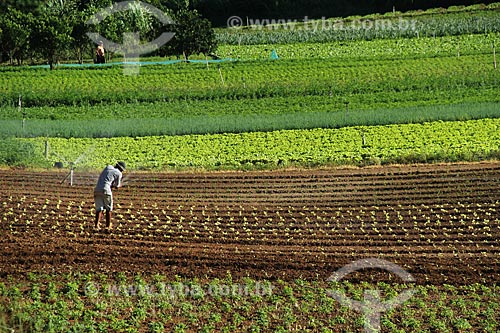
left=197, top=0, right=500, bottom=26
left=0, top=0, right=218, bottom=67
left=168, top=8, right=217, bottom=59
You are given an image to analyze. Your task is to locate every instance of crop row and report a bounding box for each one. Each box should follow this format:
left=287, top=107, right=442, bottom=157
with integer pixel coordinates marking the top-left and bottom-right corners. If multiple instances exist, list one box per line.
left=0, top=34, right=497, bottom=108
left=217, top=33, right=499, bottom=60
left=2, top=162, right=498, bottom=285
left=2, top=101, right=500, bottom=139
left=1, top=273, right=498, bottom=333
left=3, top=191, right=499, bottom=249
left=216, top=6, right=500, bottom=44
left=16, top=118, right=500, bottom=170
left=2, top=91, right=500, bottom=123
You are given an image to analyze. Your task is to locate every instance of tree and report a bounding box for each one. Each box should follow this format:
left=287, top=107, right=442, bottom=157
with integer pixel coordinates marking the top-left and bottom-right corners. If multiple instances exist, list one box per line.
left=168, top=8, right=217, bottom=60
left=0, top=8, right=33, bottom=65
left=71, top=9, right=93, bottom=64
left=30, top=0, right=76, bottom=69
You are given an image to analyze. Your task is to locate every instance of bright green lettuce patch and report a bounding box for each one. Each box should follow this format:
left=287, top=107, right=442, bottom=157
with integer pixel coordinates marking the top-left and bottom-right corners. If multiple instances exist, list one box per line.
left=21, top=118, right=500, bottom=170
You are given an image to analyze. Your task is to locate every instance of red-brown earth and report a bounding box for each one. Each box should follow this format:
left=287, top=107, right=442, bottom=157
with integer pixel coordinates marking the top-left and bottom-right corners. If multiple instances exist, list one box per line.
left=1, top=162, right=499, bottom=285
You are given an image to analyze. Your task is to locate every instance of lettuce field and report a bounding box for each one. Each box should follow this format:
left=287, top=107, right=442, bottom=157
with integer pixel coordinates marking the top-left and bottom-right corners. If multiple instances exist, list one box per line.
left=15, top=117, right=500, bottom=170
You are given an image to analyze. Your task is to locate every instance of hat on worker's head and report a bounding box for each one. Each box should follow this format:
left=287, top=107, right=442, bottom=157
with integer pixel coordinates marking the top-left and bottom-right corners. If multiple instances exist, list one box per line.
left=116, top=161, right=126, bottom=171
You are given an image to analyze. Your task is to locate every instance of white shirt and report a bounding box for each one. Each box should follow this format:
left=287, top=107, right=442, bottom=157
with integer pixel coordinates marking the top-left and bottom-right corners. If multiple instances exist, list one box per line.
left=94, top=165, right=122, bottom=195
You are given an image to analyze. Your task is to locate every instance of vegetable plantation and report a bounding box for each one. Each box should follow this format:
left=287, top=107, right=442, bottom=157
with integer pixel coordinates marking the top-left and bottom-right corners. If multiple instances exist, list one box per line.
left=217, top=5, right=500, bottom=45
left=17, top=117, right=500, bottom=170
left=1, top=32, right=499, bottom=139
left=1, top=163, right=500, bottom=332
left=2, top=33, right=498, bottom=108
left=1, top=3, right=500, bottom=333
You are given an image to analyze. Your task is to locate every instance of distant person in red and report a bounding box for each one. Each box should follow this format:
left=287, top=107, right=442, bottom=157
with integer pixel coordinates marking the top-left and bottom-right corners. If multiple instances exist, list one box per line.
left=94, top=162, right=125, bottom=230
left=95, top=41, right=105, bottom=64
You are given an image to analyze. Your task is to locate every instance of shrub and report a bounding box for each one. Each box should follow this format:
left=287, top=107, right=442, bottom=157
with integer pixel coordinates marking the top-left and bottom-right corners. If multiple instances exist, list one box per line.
left=0, top=137, right=42, bottom=167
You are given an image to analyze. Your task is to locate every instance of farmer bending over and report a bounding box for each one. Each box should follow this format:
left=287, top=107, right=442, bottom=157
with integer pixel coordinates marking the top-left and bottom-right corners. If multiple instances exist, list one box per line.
left=94, top=162, right=126, bottom=230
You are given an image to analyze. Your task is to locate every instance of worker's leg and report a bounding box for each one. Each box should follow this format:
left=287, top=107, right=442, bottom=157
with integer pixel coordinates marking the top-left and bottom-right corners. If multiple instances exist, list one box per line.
left=94, top=192, right=105, bottom=230
left=95, top=210, right=103, bottom=229
left=105, top=210, right=112, bottom=229
left=104, top=194, right=113, bottom=229
left=106, top=210, right=112, bottom=228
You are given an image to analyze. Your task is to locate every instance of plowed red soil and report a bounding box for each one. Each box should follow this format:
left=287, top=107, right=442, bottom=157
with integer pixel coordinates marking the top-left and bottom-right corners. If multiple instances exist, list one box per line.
left=1, top=162, right=500, bottom=285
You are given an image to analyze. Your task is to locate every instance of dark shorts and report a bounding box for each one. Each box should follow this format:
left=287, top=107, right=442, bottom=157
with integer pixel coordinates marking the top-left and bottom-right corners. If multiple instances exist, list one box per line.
left=95, top=55, right=105, bottom=64
left=94, top=191, right=113, bottom=211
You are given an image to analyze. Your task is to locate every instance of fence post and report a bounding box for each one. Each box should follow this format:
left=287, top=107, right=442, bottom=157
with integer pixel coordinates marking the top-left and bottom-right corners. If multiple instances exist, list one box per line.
left=45, top=140, right=49, bottom=159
